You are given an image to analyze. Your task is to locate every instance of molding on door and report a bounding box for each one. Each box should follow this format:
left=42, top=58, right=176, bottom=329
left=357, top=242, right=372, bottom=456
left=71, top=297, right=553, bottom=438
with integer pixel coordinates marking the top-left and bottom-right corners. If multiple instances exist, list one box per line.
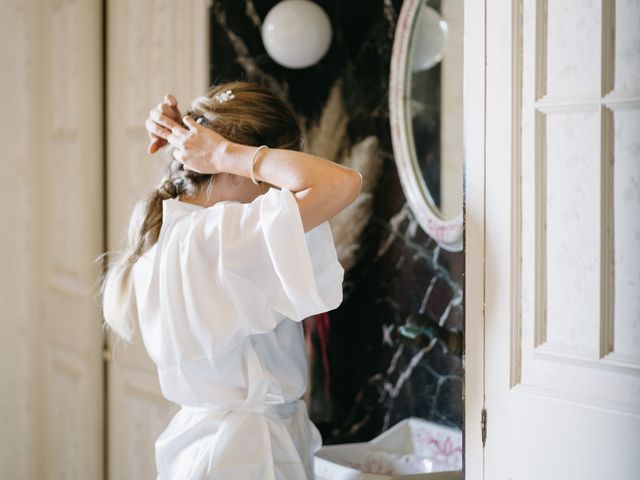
left=510, top=0, right=524, bottom=389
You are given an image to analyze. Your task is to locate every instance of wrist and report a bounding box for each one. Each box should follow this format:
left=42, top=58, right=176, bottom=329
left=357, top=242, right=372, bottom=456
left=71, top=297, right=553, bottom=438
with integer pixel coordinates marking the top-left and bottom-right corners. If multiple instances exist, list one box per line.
left=208, top=139, right=232, bottom=174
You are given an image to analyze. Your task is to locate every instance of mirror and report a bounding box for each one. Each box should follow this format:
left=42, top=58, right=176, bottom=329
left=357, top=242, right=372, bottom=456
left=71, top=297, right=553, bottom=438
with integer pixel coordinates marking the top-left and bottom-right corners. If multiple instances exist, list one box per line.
left=390, top=0, right=464, bottom=251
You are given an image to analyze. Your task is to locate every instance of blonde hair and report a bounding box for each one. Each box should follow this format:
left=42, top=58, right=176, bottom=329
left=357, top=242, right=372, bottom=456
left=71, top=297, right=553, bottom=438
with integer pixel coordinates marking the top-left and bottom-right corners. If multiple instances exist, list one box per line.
left=100, top=81, right=303, bottom=342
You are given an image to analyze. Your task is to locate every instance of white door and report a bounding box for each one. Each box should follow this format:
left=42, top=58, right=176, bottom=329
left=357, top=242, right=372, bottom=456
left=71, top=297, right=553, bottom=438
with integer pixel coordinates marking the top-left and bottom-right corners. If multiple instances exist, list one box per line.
left=1, top=1, right=104, bottom=479
left=481, top=0, right=640, bottom=478
left=105, top=1, right=210, bottom=478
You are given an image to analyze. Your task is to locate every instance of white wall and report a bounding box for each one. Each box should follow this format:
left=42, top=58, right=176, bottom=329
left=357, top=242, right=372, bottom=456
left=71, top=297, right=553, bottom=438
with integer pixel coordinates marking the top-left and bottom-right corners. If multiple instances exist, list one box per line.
left=1, top=1, right=104, bottom=479
left=1, top=1, right=211, bottom=478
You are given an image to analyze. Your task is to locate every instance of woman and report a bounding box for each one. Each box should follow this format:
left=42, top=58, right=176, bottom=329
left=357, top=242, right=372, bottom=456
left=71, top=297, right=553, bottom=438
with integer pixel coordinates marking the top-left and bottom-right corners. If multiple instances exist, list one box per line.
left=101, top=81, right=362, bottom=479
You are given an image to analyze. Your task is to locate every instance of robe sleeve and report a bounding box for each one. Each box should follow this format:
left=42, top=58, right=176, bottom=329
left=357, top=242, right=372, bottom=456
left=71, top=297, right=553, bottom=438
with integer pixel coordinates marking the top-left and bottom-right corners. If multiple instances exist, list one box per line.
left=187, top=187, right=345, bottom=336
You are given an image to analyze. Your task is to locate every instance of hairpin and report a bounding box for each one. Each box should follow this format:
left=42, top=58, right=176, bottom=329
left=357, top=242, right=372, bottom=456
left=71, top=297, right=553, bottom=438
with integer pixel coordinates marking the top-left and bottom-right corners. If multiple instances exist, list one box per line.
left=214, top=89, right=235, bottom=103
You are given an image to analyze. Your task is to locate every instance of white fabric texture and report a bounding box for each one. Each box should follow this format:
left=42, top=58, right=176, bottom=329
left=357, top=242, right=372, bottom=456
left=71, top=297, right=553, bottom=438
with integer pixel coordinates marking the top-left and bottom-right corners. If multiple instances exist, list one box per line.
left=131, top=186, right=345, bottom=479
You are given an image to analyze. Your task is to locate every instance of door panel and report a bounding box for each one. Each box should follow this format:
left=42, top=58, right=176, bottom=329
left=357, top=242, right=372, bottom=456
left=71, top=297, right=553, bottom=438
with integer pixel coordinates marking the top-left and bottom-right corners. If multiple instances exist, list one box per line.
left=1, top=0, right=104, bottom=479
left=106, top=1, right=210, bottom=478
left=484, top=1, right=640, bottom=478
left=43, top=1, right=105, bottom=477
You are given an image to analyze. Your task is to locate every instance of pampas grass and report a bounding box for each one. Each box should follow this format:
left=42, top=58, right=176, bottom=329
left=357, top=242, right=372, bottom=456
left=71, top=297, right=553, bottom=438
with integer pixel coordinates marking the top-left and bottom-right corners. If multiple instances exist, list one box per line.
left=303, top=79, right=349, bottom=162
left=303, top=79, right=383, bottom=271
left=330, top=136, right=382, bottom=270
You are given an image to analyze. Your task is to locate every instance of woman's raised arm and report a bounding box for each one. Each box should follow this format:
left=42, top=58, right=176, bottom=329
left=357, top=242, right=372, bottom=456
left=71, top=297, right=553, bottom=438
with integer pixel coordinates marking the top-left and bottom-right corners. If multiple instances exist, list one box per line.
left=168, top=115, right=363, bottom=233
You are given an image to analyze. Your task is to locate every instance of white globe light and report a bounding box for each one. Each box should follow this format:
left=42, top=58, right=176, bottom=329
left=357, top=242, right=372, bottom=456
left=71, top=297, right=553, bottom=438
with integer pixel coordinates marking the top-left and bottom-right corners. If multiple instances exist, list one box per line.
left=411, top=5, right=448, bottom=72
left=261, top=0, right=332, bottom=69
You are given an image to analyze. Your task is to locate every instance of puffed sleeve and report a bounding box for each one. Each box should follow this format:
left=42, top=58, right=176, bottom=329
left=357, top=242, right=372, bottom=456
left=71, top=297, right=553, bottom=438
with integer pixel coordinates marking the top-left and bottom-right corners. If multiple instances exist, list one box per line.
left=185, top=187, right=345, bottom=336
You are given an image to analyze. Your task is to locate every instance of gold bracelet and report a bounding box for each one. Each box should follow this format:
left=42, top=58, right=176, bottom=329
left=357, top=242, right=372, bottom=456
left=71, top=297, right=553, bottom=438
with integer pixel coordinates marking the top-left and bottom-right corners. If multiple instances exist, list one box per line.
left=250, top=145, right=268, bottom=185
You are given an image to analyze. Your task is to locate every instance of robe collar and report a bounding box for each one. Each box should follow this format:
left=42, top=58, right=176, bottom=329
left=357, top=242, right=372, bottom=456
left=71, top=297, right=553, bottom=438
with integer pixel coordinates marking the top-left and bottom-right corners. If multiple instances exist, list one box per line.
left=162, top=197, right=203, bottom=219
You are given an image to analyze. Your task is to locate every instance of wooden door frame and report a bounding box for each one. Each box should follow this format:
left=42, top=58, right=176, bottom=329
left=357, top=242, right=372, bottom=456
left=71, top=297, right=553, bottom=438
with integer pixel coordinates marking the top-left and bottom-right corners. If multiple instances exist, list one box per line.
left=463, top=0, right=487, bottom=478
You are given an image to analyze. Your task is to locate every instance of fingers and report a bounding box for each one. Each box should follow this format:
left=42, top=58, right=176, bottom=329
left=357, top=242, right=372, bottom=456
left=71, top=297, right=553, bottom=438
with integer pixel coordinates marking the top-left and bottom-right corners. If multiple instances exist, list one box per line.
left=147, top=94, right=182, bottom=155
left=148, top=137, right=164, bottom=154
left=172, top=147, right=197, bottom=172
left=150, top=108, right=182, bottom=131
left=157, top=101, right=178, bottom=119
left=164, top=94, right=177, bottom=108
left=156, top=100, right=183, bottom=125
left=166, top=132, right=186, bottom=149
left=172, top=147, right=184, bottom=163
left=182, top=115, right=199, bottom=131
left=161, top=94, right=182, bottom=125
left=146, top=118, right=171, bottom=140
left=170, top=123, right=190, bottom=138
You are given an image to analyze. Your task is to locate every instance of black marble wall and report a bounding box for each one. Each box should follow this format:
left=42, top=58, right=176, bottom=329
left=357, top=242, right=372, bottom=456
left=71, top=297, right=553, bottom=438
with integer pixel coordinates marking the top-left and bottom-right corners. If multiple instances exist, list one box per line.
left=208, top=0, right=464, bottom=446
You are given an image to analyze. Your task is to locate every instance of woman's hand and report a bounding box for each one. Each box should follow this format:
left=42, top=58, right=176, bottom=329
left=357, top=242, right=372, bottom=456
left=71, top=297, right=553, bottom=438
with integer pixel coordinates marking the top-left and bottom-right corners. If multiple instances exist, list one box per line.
left=145, top=94, right=183, bottom=154
left=167, top=116, right=228, bottom=174
left=169, top=114, right=362, bottom=231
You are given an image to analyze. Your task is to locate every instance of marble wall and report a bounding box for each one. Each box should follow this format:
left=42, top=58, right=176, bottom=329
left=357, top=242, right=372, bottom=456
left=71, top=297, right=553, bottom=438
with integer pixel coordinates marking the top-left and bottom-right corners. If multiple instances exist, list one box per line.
left=208, top=0, right=464, bottom=445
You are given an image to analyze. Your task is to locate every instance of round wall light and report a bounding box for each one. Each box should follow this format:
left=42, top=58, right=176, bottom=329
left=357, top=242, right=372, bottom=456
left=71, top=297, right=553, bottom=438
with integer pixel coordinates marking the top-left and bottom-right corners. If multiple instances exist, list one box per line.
left=261, top=0, right=332, bottom=69
left=410, top=5, right=448, bottom=72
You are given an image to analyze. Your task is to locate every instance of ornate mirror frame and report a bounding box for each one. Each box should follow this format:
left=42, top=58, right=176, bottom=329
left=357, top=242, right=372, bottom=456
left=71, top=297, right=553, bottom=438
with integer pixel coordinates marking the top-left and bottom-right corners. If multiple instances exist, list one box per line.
left=389, top=0, right=464, bottom=252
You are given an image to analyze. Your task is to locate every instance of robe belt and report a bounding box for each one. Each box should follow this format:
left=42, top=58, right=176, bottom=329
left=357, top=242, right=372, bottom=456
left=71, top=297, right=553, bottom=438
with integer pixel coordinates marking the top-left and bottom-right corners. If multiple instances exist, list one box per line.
left=180, top=398, right=303, bottom=416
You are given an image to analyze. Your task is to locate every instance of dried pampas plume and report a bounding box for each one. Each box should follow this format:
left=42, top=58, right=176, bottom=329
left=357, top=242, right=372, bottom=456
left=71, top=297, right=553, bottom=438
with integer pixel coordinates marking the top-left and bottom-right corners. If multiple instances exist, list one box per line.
left=303, top=79, right=383, bottom=271
left=304, top=79, right=349, bottom=162
left=330, top=136, right=382, bottom=270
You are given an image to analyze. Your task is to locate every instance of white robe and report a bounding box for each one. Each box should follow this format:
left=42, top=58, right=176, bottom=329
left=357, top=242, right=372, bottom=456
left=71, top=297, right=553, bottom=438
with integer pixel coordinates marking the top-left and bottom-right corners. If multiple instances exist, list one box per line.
left=131, top=186, right=345, bottom=479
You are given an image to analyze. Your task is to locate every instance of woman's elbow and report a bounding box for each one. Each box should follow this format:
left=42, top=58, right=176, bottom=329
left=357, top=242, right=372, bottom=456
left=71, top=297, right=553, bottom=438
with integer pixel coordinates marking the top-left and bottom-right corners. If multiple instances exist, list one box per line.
left=342, top=168, right=363, bottom=206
